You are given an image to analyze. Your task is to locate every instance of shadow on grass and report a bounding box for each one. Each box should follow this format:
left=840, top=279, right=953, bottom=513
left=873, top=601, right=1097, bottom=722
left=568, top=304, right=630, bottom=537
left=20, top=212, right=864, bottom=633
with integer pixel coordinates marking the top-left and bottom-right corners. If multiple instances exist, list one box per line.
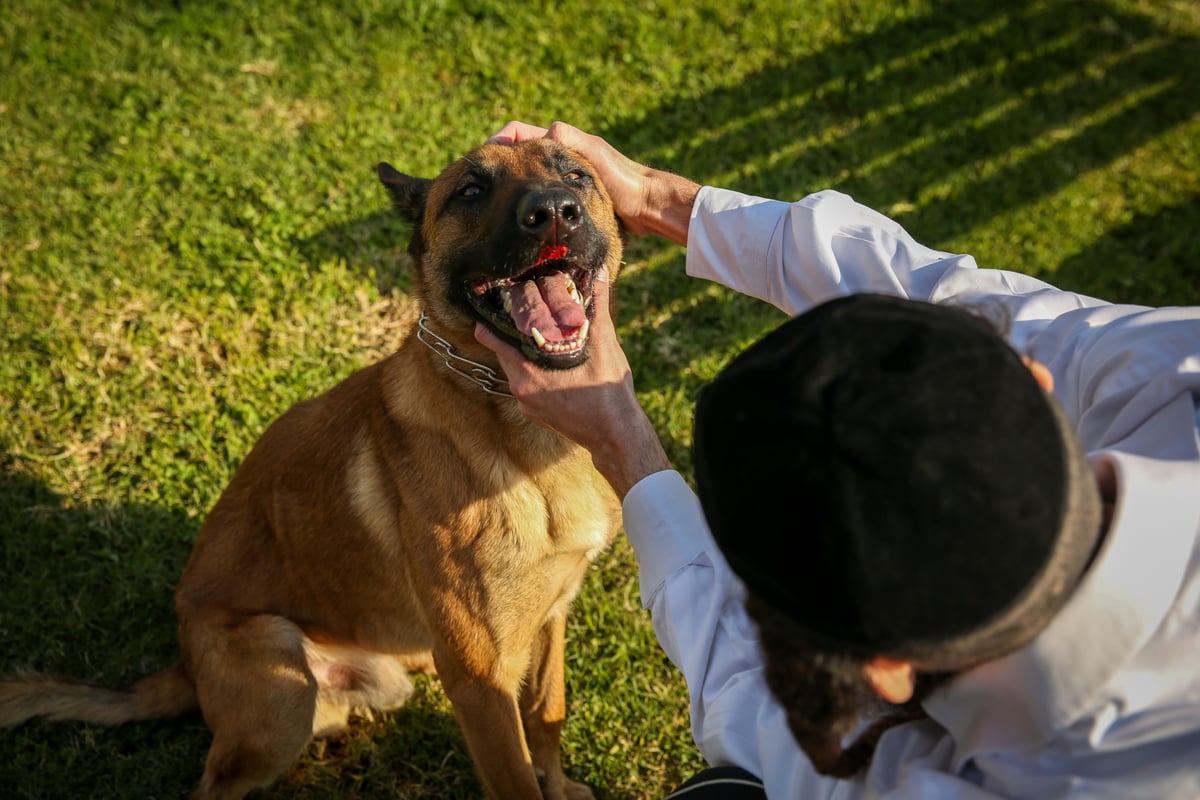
left=269, top=679, right=484, bottom=800
left=1054, top=193, right=1200, bottom=308
left=299, top=208, right=418, bottom=295
left=598, top=0, right=1199, bottom=408
left=306, top=0, right=1199, bottom=474
left=0, top=469, right=210, bottom=798
left=0, top=471, right=187, bottom=680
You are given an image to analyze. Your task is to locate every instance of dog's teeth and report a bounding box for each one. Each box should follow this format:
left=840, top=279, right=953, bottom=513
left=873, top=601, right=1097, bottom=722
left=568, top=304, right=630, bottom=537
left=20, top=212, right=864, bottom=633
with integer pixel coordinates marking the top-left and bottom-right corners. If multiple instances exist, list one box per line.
left=566, top=276, right=581, bottom=305
left=579, top=319, right=590, bottom=341
left=531, top=326, right=548, bottom=348
left=502, top=290, right=513, bottom=314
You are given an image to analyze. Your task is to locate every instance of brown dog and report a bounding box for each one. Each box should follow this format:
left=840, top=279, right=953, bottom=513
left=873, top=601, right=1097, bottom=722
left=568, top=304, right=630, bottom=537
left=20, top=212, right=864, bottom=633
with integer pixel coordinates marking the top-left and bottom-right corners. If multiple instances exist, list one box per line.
left=0, top=139, right=623, bottom=800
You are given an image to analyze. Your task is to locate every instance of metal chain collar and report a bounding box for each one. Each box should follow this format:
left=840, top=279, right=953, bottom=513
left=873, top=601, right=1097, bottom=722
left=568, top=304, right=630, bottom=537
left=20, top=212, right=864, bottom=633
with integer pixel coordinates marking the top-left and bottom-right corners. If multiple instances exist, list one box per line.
left=415, top=311, right=513, bottom=397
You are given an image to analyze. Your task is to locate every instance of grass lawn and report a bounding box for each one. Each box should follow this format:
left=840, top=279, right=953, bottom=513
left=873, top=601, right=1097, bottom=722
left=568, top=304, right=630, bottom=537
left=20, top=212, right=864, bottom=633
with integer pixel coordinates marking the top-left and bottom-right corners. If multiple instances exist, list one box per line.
left=2, top=0, right=1198, bottom=797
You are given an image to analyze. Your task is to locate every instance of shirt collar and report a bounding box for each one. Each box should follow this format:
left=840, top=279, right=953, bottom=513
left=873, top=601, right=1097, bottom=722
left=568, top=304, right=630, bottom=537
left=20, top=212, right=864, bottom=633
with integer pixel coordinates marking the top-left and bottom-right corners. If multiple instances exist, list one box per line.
left=923, top=398, right=1200, bottom=765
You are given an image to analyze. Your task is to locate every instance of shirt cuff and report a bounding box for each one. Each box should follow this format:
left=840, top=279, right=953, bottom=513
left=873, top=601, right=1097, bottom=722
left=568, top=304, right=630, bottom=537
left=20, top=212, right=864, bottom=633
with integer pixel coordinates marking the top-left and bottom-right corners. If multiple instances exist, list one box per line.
left=622, top=470, right=715, bottom=608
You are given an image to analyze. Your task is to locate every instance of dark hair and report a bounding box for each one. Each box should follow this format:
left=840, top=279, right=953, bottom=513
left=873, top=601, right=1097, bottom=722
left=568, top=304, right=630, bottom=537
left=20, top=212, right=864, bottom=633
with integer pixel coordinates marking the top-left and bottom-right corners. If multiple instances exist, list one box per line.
left=748, top=592, right=951, bottom=777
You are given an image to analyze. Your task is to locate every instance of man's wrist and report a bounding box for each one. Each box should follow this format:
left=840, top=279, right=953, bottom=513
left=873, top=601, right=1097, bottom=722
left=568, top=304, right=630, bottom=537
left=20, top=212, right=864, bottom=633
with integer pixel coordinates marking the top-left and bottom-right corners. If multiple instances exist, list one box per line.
left=590, top=412, right=673, bottom=499
left=637, top=170, right=700, bottom=247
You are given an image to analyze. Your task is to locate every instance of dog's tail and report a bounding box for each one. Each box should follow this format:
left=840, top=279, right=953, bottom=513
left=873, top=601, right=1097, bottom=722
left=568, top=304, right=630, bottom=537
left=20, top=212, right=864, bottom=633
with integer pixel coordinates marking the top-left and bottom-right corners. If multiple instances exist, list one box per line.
left=0, top=662, right=198, bottom=728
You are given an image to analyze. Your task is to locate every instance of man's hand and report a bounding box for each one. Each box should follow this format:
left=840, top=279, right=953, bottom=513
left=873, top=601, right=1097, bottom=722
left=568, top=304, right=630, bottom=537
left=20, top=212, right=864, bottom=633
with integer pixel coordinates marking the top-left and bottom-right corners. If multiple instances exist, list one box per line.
left=473, top=268, right=672, bottom=498
left=488, top=121, right=700, bottom=246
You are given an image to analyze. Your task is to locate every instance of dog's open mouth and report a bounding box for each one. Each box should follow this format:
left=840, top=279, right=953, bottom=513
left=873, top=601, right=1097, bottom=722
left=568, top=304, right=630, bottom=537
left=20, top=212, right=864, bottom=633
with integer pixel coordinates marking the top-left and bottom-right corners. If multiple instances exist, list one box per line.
left=467, top=245, right=596, bottom=367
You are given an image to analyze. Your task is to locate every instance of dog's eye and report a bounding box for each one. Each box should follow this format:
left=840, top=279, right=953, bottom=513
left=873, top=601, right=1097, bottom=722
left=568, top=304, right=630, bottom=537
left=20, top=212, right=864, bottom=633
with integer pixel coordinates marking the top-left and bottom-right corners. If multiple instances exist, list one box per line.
left=563, top=171, right=588, bottom=185
left=459, top=183, right=484, bottom=198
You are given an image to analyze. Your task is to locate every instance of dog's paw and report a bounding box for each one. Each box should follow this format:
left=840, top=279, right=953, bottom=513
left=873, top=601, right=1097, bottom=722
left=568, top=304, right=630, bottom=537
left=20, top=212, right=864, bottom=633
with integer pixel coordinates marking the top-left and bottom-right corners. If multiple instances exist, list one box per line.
left=539, top=775, right=595, bottom=800
left=561, top=780, right=596, bottom=800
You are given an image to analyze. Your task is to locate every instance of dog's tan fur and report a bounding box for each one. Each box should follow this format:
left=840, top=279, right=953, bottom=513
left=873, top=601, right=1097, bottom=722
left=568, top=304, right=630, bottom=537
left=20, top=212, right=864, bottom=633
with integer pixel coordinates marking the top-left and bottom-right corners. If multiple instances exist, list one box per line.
left=0, top=140, right=622, bottom=800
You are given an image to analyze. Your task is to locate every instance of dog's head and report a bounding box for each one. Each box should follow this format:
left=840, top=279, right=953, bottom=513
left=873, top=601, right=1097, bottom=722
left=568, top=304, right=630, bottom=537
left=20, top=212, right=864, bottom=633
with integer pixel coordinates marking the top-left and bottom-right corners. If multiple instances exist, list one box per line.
left=378, top=139, right=622, bottom=370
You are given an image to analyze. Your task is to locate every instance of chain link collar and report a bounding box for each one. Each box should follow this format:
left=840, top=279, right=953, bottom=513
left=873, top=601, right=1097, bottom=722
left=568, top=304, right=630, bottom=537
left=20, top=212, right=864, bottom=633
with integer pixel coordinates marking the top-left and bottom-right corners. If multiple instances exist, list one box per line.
left=415, top=311, right=513, bottom=397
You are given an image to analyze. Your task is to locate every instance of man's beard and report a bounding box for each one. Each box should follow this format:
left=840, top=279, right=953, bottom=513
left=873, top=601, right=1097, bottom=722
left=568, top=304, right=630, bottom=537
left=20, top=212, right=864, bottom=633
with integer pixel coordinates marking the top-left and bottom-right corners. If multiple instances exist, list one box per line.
left=749, top=595, right=951, bottom=778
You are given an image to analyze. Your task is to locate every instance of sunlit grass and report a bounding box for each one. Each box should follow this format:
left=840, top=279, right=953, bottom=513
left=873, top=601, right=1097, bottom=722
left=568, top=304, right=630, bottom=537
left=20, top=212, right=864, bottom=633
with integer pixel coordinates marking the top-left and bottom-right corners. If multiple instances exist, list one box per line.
left=2, top=0, right=1197, bottom=797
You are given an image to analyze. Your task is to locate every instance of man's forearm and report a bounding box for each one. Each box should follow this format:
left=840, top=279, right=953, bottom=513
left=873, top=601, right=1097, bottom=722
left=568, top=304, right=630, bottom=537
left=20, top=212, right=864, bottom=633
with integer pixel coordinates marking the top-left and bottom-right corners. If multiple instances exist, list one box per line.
left=589, top=407, right=674, bottom=499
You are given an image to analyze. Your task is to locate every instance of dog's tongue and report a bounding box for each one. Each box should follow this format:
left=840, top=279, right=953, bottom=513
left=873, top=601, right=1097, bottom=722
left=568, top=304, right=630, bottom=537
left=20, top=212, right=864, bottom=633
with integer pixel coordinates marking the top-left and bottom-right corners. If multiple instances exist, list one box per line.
left=509, top=272, right=585, bottom=342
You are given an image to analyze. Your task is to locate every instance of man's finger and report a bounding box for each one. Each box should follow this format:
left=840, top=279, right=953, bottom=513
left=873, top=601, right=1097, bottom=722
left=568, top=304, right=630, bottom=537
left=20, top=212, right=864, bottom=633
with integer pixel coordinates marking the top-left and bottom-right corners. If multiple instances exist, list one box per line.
left=544, top=121, right=587, bottom=149
left=473, top=321, right=535, bottom=380
left=486, top=121, right=549, bottom=145
left=474, top=320, right=512, bottom=356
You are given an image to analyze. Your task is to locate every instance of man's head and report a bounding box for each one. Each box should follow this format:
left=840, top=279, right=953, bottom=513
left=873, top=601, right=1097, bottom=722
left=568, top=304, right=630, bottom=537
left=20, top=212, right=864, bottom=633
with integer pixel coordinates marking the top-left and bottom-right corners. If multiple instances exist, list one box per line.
left=692, top=294, right=1104, bottom=774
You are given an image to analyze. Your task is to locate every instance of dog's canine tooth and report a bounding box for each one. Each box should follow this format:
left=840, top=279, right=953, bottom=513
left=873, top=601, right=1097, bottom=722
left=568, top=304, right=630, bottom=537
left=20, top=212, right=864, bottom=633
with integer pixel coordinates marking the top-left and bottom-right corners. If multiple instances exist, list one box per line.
left=531, top=326, right=548, bottom=348
left=566, top=276, right=580, bottom=305
left=579, top=318, right=590, bottom=341
left=502, top=289, right=514, bottom=314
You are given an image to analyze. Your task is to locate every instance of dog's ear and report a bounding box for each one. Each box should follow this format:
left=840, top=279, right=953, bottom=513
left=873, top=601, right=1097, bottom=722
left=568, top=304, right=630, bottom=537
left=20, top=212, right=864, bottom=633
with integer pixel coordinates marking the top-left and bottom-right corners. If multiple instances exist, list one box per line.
left=377, top=162, right=431, bottom=223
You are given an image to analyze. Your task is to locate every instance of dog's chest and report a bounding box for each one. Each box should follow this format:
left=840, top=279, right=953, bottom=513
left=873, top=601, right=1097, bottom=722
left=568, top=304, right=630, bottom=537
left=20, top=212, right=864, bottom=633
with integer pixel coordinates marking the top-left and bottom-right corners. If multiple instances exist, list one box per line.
left=347, top=417, right=618, bottom=560
left=489, top=446, right=619, bottom=557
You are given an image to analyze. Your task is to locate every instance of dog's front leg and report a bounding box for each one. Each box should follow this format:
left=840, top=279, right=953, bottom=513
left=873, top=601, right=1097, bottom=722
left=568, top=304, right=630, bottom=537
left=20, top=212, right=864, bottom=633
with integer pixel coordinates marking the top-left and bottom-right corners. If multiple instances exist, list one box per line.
left=436, top=646, right=545, bottom=799
left=521, top=608, right=594, bottom=800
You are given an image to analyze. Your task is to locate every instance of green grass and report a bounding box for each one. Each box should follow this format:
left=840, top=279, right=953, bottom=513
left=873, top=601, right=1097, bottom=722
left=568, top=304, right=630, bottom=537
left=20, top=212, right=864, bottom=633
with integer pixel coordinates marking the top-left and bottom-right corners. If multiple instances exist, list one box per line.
left=2, top=0, right=1198, bottom=797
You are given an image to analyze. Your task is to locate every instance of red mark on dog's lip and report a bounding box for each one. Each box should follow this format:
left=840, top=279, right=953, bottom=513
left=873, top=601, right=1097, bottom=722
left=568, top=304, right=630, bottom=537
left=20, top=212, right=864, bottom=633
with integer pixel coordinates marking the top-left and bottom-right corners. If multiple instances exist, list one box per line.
left=534, top=245, right=569, bottom=266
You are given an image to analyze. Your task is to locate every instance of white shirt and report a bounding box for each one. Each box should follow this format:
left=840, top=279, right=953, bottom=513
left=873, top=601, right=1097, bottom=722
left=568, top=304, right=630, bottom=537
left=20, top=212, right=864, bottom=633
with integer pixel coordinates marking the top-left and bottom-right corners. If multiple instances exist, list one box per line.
left=624, top=187, right=1200, bottom=798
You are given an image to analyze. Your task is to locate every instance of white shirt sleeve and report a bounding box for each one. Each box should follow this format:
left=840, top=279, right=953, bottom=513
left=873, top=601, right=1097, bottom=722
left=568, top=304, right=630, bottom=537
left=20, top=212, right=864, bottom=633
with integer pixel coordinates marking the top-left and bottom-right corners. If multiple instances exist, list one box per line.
left=623, top=471, right=852, bottom=797
left=685, top=185, right=1200, bottom=454
left=628, top=186, right=1200, bottom=797
left=685, top=187, right=981, bottom=314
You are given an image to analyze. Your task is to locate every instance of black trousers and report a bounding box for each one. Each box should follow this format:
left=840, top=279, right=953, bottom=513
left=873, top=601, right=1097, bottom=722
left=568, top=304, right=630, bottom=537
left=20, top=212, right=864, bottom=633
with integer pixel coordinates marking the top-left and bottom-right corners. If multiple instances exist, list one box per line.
left=664, top=765, right=768, bottom=799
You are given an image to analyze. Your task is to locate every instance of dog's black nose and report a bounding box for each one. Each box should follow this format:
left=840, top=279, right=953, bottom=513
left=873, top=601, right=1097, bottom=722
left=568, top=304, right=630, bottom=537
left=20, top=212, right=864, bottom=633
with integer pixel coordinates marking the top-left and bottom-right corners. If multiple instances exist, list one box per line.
left=517, top=187, right=582, bottom=240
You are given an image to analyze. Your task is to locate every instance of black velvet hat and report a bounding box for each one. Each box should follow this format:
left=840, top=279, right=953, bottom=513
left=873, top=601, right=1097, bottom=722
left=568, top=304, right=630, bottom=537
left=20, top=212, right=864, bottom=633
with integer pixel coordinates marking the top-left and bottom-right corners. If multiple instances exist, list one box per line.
left=693, top=294, right=1102, bottom=668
